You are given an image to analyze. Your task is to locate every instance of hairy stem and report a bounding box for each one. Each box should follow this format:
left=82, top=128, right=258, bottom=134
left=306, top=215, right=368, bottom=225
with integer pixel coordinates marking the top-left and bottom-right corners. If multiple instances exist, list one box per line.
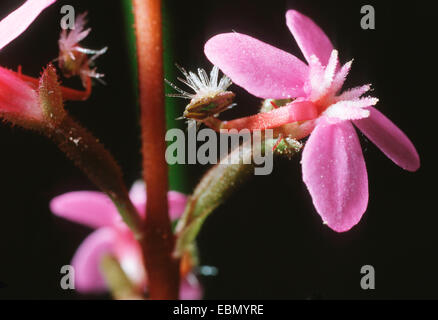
left=50, top=116, right=143, bottom=237
left=174, top=137, right=302, bottom=257
left=174, top=142, right=254, bottom=257
left=39, top=65, right=143, bottom=237
left=133, top=0, right=179, bottom=299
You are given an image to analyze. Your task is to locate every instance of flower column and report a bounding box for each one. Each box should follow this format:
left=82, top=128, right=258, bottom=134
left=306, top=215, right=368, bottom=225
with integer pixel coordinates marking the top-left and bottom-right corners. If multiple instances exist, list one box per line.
left=133, top=0, right=179, bottom=299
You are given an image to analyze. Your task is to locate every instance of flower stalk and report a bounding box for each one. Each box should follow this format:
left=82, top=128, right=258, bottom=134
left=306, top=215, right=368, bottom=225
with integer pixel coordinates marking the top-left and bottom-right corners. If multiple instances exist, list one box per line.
left=132, top=0, right=179, bottom=299
left=174, top=137, right=302, bottom=257
left=100, top=254, right=143, bottom=300
left=39, top=65, right=144, bottom=237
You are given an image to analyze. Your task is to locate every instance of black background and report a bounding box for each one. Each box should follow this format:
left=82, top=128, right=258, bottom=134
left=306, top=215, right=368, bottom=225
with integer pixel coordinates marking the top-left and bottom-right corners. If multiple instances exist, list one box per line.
left=0, top=0, right=436, bottom=299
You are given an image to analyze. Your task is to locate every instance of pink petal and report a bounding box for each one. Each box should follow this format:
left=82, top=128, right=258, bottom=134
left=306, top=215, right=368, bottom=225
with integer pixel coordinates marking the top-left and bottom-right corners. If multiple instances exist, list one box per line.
left=50, top=191, right=119, bottom=229
left=114, top=231, right=146, bottom=288
left=353, top=106, right=420, bottom=172
left=129, top=180, right=146, bottom=204
left=307, top=55, right=325, bottom=99
left=301, top=119, right=368, bottom=232
left=285, top=10, right=334, bottom=66
left=0, top=0, right=56, bottom=50
left=204, top=32, right=308, bottom=99
left=331, top=60, right=352, bottom=94
left=324, top=102, right=370, bottom=121
left=128, top=181, right=188, bottom=221
left=335, top=84, right=371, bottom=102
left=179, top=274, right=203, bottom=300
left=168, top=191, right=188, bottom=220
left=59, top=12, right=90, bottom=53
left=0, top=66, right=43, bottom=121
left=323, top=49, right=338, bottom=87
left=307, top=51, right=340, bottom=101
left=72, top=228, right=117, bottom=293
left=129, top=180, right=146, bottom=217
left=324, top=97, right=378, bottom=121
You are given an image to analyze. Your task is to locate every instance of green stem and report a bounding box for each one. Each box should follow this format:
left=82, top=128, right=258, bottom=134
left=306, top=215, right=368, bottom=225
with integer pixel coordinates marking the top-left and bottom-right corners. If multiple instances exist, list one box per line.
left=122, top=0, right=139, bottom=116
left=100, top=254, right=143, bottom=300
left=39, top=65, right=143, bottom=237
left=162, top=0, right=189, bottom=193
left=50, top=116, right=143, bottom=237
left=174, top=137, right=302, bottom=256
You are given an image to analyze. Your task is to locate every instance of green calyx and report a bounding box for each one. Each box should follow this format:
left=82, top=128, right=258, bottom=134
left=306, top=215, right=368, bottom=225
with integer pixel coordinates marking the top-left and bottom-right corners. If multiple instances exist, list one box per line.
left=38, top=64, right=66, bottom=126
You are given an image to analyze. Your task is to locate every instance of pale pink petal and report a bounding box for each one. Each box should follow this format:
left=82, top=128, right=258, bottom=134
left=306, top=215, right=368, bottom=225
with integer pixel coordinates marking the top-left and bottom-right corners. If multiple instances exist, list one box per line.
left=129, top=180, right=146, bottom=204
left=72, top=228, right=117, bottom=293
left=0, top=0, right=56, bottom=50
left=307, top=51, right=339, bottom=101
left=179, top=274, right=203, bottom=300
left=301, top=119, right=368, bottom=232
left=168, top=191, right=188, bottom=220
left=50, top=191, right=119, bottom=228
left=114, top=232, right=146, bottom=288
left=59, top=12, right=90, bottom=53
left=128, top=181, right=187, bottom=221
left=285, top=10, right=334, bottom=66
left=323, top=49, right=338, bottom=88
left=331, top=60, right=352, bottom=94
left=353, top=106, right=420, bottom=172
left=324, top=97, right=378, bottom=121
left=344, top=97, right=379, bottom=109
left=204, top=32, right=308, bottom=99
left=307, top=55, right=325, bottom=99
left=129, top=180, right=146, bottom=217
left=324, top=102, right=370, bottom=121
left=335, top=84, right=371, bottom=102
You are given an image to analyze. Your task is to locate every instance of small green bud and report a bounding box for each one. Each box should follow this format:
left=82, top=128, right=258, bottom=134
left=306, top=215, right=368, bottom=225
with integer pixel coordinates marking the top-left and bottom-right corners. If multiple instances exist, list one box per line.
left=38, top=64, right=66, bottom=126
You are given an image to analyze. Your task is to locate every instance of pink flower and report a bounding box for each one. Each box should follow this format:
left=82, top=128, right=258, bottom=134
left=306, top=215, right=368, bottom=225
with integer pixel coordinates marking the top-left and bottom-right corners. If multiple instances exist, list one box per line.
left=0, top=0, right=56, bottom=50
left=0, top=66, right=43, bottom=124
left=0, top=0, right=56, bottom=124
left=51, top=181, right=202, bottom=299
left=204, top=10, right=420, bottom=232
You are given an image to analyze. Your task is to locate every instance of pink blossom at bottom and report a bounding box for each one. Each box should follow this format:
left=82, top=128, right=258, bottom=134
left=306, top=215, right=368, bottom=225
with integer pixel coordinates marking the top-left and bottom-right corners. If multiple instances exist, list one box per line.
left=51, top=181, right=202, bottom=299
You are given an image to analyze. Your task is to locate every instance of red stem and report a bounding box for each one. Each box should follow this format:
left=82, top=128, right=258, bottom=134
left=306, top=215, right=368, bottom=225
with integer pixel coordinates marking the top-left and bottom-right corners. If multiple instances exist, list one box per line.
left=133, top=0, right=179, bottom=299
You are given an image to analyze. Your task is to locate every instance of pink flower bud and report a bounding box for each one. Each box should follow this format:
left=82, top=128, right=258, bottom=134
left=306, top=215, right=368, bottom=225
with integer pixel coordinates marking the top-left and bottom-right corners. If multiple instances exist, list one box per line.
left=0, top=66, right=44, bottom=128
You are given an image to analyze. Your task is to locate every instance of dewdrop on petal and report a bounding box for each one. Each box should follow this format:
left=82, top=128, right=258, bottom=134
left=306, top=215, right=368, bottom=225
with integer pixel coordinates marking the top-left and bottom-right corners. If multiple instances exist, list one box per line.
left=165, top=65, right=235, bottom=121
left=58, top=12, right=107, bottom=87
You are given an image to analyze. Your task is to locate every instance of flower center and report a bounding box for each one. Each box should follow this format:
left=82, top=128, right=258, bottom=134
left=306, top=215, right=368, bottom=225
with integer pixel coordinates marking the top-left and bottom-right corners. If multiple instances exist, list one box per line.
left=305, top=50, right=378, bottom=122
